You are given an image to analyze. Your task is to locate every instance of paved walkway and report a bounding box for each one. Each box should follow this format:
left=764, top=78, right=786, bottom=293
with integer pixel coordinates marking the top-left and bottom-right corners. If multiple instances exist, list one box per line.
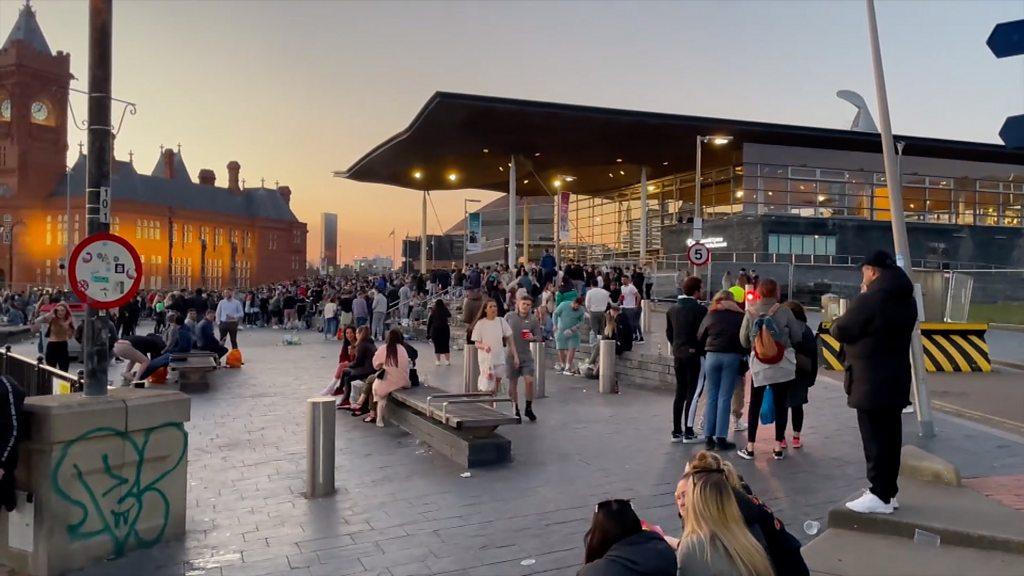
left=11, top=326, right=1021, bottom=576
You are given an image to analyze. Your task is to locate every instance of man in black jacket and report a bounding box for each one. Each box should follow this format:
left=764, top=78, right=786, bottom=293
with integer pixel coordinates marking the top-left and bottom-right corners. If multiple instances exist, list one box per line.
left=832, top=250, right=917, bottom=514
left=666, top=276, right=707, bottom=443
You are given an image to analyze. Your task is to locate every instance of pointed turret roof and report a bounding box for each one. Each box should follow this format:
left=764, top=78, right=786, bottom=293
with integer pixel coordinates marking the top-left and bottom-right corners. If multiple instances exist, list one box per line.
left=2, top=2, right=53, bottom=56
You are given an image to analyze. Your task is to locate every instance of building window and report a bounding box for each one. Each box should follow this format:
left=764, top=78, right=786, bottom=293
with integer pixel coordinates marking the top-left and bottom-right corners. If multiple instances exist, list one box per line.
left=268, top=232, right=278, bottom=250
left=293, top=229, right=302, bottom=244
left=184, top=224, right=194, bottom=244
left=244, top=231, right=252, bottom=249
left=111, top=216, right=120, bottom=235
left=768, top=233, right=836, bottom=256
left=214, top=228, right=224, bottom=248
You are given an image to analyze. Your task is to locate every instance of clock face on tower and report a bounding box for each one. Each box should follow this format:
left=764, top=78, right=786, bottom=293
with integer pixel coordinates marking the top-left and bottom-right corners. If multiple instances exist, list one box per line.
left=31, top=101, right=49, bottom=122
left=0, top=99, right=10, bottom=121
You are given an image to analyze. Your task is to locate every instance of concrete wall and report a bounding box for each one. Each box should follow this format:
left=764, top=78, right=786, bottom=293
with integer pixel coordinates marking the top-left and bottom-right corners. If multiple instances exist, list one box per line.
left=0, top=388, right=191, bottom=575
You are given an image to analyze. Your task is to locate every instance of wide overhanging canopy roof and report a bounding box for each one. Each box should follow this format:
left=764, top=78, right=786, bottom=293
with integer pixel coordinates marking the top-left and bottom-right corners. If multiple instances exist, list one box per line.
left=339, top=92, right=1024, bottom=197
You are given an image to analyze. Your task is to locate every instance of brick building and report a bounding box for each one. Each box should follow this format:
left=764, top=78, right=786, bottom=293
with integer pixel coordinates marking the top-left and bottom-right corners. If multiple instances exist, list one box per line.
left=0, top=3, right=307, bottom=290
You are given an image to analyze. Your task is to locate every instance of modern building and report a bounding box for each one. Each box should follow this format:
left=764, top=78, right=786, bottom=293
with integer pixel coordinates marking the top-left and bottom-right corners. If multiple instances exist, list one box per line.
left=0, top=3, right=308, bottom=290
left=320, top=212, right=338, bottom=271
left=353, top=255, right=393, bottom=274
left=446, top=196, right=555, bottom=265
left=342, top=92, right=1024, bottom=270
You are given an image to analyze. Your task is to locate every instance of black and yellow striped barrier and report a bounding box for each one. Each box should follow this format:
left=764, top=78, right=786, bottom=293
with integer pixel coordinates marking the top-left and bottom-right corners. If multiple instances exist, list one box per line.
left=817, top=322, right=991, bottom=373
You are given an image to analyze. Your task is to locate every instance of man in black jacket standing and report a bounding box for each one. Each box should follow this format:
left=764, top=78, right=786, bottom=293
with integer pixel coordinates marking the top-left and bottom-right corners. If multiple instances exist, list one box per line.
left=832, top=250, right=917, bottom=514
left=666, top=276, right=707, bottom=443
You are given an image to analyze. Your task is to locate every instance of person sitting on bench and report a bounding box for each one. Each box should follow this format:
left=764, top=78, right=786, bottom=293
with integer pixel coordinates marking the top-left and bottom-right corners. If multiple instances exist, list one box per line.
left=196, top=309, right=229, bottom=359
left=139, top=314, right=194, bottom=381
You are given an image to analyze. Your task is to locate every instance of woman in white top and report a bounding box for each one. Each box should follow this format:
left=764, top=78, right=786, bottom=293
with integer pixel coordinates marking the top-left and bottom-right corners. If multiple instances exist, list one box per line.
left=471, top=299, right=514, bottom=393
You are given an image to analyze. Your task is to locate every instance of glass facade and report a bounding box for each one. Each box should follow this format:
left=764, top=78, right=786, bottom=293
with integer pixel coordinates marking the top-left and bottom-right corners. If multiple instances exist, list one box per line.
left=564, top=160, right=1024, bottom=260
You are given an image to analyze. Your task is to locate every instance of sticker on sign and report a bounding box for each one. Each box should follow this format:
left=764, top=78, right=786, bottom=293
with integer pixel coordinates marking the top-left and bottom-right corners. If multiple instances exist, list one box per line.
left=687, top=242, right=711, bottom=266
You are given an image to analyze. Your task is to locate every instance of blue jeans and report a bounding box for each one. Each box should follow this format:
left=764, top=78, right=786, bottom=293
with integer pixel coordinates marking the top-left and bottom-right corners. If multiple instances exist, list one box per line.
left=703, top=352, right=742, bottom=439
left=355, top=316, right=368, bottom=328
left=324, top=317, right=339, bottom=339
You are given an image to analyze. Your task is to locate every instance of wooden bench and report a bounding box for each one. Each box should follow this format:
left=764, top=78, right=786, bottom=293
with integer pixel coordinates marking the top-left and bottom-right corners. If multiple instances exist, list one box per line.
left=388, top=384, right=520, bottom=468
left=167, top=352, right=219, bottom=392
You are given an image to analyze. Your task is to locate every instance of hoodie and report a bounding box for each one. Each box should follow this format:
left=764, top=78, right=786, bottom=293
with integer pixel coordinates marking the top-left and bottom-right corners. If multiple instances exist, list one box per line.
left=577, top=531, right=677, bottom=576
left=831, top=267, right=916, bottom=410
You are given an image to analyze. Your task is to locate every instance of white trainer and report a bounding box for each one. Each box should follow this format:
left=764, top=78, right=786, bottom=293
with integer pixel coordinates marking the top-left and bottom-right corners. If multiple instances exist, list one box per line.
left=733, top=417, right=748, bottom=432
left=845, top=490, right=894, bottom=514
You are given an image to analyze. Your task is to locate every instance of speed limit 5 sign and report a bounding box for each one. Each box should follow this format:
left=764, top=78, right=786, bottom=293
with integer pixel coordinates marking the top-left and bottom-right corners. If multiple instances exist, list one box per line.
left=687, top=242, right=711, bottom=266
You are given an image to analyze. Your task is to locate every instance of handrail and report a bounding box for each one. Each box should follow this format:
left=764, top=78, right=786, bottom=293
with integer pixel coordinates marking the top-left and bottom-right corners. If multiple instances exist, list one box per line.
left=0, top=344, right=84, bottom=396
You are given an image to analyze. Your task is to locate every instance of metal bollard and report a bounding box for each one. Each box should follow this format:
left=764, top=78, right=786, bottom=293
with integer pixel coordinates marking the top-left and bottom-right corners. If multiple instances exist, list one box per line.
left=306, top=397, right=336, bottom=498
left=530, top=340, right=546, bottom=398
left=598, top=339, right=616, bottom=394
left=463, top=345, right=479, bottom=393
left=640, top=299, right=652, bottom=333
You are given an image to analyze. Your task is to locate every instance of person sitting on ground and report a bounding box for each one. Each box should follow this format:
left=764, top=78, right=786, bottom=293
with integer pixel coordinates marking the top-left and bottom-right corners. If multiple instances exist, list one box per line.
left=584, top=303, right=633, bottom=375
left=670, top=451, right=807, bottom=576
left=578, top=498, right=677, bottom=576
left=196, top=309, right=229, bottom=359
left=354, top=328, right=411, bottom=424
left=673, top=451, right=775, bottom=576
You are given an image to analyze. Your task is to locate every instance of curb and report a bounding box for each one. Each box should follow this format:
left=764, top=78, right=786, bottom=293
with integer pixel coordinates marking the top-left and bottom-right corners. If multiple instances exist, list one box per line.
left=993, top=359, right=1024, bottom=371
left=990, top=323, right=1024, bottom=333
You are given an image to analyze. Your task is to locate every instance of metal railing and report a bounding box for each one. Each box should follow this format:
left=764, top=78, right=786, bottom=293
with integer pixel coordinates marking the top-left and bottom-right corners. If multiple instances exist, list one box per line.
left=0, top=344, right=83, bottom=396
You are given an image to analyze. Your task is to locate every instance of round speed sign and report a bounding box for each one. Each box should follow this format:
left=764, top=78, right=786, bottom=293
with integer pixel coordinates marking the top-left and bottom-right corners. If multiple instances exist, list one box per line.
left=68, top=232, right=143, bottom=310
left=687, top=242, right=712, bottom=266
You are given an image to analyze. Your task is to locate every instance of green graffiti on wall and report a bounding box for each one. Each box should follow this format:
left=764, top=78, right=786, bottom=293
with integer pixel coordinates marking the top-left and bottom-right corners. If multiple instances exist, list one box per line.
left=50, top=423, right=188, bottom=558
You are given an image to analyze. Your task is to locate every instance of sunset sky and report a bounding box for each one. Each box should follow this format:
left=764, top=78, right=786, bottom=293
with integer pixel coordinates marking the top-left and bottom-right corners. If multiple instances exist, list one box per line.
left=2, top=0, right=1021, bottom=265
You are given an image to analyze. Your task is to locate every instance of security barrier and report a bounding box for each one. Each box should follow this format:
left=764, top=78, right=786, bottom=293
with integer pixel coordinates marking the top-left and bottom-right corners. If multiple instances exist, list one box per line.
left=817, top=322, right=991, bottom=373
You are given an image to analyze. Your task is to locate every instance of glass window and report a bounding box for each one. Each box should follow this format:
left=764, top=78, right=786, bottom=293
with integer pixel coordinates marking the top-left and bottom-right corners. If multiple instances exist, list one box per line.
left=778, top=234, right=791, bottom=254
left=768, top=234, right=778, bottom=253
left=827, top=237, right=836, bottom=255
left=789, top=167, right=817, bottom=180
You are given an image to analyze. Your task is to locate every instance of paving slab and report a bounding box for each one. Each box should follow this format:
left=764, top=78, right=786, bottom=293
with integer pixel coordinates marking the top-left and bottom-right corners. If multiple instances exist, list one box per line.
left=4, top=324, right=1017, bottom=576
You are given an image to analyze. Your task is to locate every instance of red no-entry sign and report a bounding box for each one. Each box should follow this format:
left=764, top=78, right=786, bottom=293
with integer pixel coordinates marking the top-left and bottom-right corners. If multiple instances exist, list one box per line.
left=68, top=232, right=143, bottom=309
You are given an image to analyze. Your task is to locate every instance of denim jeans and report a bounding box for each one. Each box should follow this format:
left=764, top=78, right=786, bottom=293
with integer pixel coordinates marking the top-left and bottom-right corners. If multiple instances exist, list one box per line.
left=703, top=352, right=742, bottom=439
left=324, top=316, right=339, bottom=339
left=371, top=312, right=386, bottom=341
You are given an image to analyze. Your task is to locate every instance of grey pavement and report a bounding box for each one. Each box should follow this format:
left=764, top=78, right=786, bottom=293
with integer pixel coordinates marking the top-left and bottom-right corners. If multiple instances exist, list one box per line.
left=9, top=324, right=1024, bottom=576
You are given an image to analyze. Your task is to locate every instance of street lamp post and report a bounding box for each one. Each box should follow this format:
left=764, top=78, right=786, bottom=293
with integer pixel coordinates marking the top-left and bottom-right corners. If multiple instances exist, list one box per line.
left=462, top=198, right=481, bottom=269
left=693, top=135, right=733, bottom=244
left=866, top=0, right=934, bottom=437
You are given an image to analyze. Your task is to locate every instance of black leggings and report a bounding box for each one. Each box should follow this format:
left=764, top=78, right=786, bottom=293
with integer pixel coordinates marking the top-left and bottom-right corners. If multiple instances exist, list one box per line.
left=45, top=341, right=71, bottom=373
left=747, top=381, right=789, bottom=444
left=791, top=405, right=804, bottom=434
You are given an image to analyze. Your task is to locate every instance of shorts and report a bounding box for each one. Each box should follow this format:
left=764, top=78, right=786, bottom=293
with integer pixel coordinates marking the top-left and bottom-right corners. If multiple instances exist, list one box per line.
left=555, top=332, right=580, bottom=350
left=506, top=355, right=535, bottom=379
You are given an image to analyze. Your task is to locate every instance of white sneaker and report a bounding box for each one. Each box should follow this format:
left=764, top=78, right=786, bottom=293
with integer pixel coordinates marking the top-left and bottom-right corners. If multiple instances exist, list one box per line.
left=902, top=404, right=915, bottom=414
left=562, top=370, right=574, bottom=376
left=435, top=360, right=441, bottom=366
left=733, top=417, right=748, bottom=432
left=845, top=490, right=894, bottom=514
left=444, top=360, right=451, bottom=366
left=553, top=363, right=563, bottom=372
left=892, top=498, right=900, bottom=509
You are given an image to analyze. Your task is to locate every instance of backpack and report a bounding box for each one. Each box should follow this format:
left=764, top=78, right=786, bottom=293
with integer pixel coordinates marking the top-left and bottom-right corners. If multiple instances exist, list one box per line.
left=226, top=348, right=243, bottom=368
left=752, top=313, right=786, bottom=365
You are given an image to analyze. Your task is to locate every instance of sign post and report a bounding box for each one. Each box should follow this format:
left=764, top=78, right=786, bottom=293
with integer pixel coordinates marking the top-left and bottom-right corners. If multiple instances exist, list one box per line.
left=83, top=0, right=114, bottom=396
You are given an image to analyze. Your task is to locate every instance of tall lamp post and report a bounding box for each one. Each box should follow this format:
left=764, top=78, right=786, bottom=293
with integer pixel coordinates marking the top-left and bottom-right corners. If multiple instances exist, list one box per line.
left=693, top=135, right=733, bottom=243
left=866, top=0, right=934, bottom=437
left=462, top=198, right=481, bottom=269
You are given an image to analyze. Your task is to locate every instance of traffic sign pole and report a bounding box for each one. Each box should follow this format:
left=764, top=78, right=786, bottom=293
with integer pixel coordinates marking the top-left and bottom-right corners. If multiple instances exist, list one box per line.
left=83, top=0, right=113, bottom=397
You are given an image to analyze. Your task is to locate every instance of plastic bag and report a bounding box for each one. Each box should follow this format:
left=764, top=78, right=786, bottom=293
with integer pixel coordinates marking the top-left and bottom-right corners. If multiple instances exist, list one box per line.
left=478, top=351, right=497, bottom=392
left=759, top=386, right=775, bottom=425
